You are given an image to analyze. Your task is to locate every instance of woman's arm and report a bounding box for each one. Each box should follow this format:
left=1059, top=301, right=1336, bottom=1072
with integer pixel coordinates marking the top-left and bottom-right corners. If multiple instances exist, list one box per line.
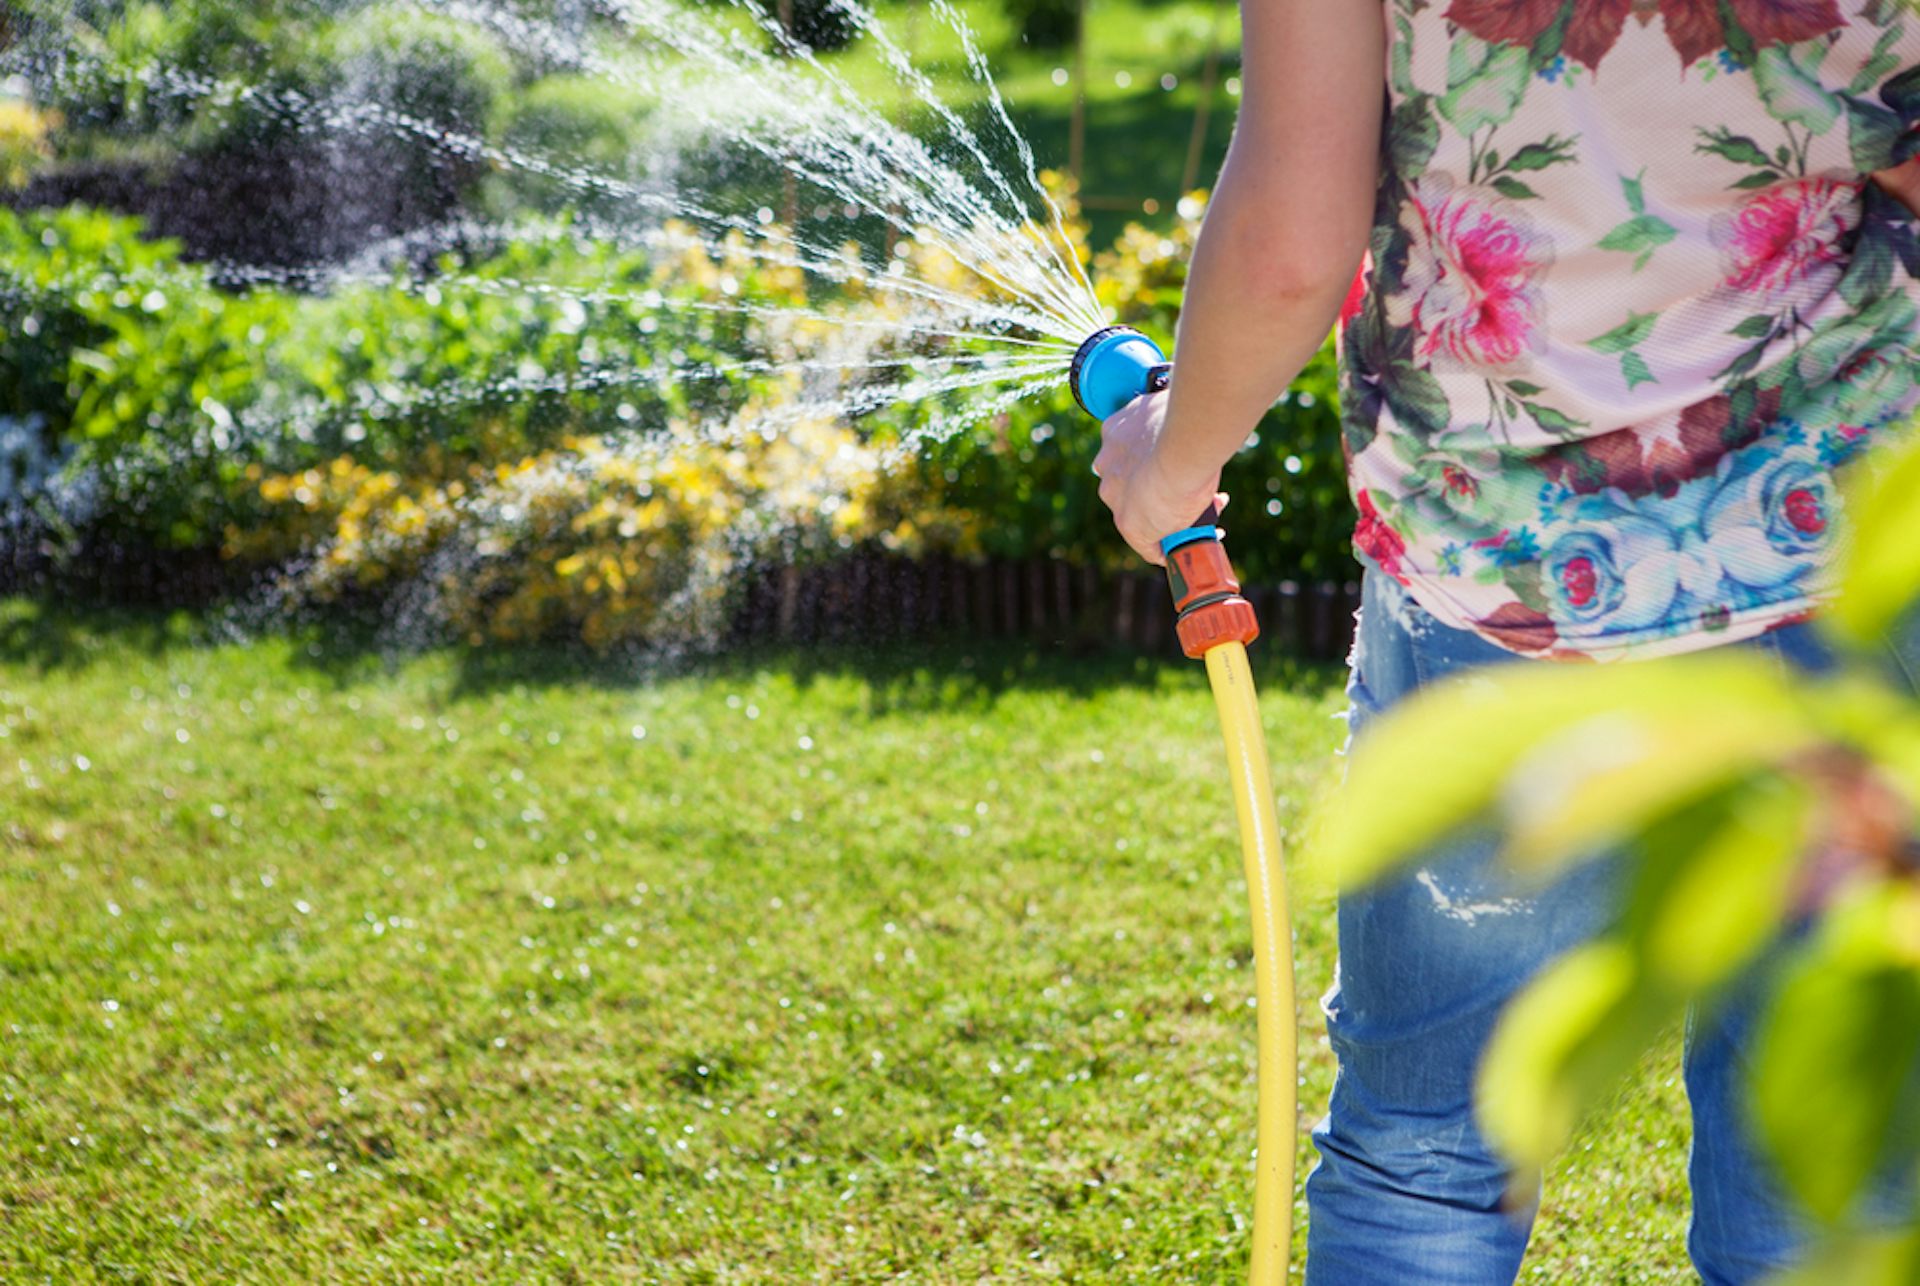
left=1093, top=0, right=1386, bottom=564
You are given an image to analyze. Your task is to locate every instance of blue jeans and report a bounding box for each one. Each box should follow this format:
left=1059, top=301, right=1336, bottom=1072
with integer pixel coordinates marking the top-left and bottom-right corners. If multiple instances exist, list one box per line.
left=1303, top=564, right=1916, bottom=1285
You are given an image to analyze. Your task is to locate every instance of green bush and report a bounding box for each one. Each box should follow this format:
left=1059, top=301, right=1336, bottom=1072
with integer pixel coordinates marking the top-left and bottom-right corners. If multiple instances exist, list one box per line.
left=32, top=1, right=334, bottom=152
left=495, top=73, right=657, bottom=190
left=775, top=0, right=859, bottom=55
left=1003, top=0, right=1078, bottom=50
left=0, top=206, right=798, bottom=549
left=317, top=3, right=514, bottom=133
left=0, top=195, right=1359, bottom=637
left=35, top=1, right=514, bottom=163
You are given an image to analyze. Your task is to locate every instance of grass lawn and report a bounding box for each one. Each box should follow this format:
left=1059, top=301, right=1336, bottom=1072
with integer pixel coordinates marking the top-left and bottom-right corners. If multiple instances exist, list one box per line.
left=0, top=602, right=1691, bottom=1281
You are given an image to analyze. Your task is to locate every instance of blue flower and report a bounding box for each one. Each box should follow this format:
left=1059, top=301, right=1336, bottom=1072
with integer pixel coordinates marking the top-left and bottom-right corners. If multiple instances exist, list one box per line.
left=1489, top=527, right=1539, bottom=567
left=1539, top=491, right=1689, bottom=633
left=1536, top=481, right=1570, bottom=526
left=1699, top=448, right=1831, bottom=594
left=1537, top=55, right=1567, bottom=84
left=1818, top=426, right=1874, bottom=469
left=1718, top=49, right=1747, bottom=74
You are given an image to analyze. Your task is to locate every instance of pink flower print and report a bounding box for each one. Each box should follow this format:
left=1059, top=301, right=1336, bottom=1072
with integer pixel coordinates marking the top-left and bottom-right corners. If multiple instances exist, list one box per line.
left=1782, top=485, right=1826, bottom=536
left=1442, top=464, right=1479, bottom=499
left=1354, top=491, right=1409, bottom=582
left=1387, top=175, right=1553, bottom=372
left=1340, top=258, right=1371, bottom=329
left=1559, top=554, right=1600, bottom=609
left=1711, top=176, right=1860, bottom=300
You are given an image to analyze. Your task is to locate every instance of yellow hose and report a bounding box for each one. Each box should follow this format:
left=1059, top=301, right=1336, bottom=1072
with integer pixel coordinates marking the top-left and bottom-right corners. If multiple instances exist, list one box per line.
left=1202, top=639, right=1296, bottom=1283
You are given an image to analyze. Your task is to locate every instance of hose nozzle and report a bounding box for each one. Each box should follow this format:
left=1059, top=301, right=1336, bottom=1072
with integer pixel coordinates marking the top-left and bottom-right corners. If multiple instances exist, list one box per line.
left=1068, top=325, right=1257, bottom=659
left=1069, top=325, right=1170, bottom=420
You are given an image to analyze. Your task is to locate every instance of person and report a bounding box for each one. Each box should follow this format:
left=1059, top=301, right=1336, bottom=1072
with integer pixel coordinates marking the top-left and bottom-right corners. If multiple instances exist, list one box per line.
left=1091, top=4, right=1920, bottom=1283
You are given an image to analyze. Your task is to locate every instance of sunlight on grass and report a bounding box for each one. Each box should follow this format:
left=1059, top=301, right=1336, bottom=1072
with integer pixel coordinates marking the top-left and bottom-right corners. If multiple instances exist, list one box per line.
left=0, top=604, right=1687, bottom=1278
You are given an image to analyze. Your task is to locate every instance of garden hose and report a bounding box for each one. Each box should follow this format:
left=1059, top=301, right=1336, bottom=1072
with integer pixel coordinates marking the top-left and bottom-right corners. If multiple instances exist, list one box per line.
left=1072, top=327, right=1297, bottom=1283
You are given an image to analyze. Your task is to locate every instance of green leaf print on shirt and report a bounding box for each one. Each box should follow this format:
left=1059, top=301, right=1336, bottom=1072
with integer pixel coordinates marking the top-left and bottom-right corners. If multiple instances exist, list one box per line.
left=1752, top=43, right=1842, bottom=135
left=1390, top=95, right=1441, bottom=181
left=1848, top=24, right=1906, bottom=94
left=1697, top=130, right=1776, bottom=169
left=1844, top=94, right=1906, bottom=172
left=1588, top=312, right=1659, bottom=354
left=1441, top=39, right=1533, bottom=136
left=1597, top=172, right=1677, bottom=272
left=1587, top=310, right=1662, bottom=392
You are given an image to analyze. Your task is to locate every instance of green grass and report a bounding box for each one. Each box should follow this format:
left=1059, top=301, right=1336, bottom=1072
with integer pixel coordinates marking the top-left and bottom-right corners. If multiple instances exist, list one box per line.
left=0, top=603, right=1691, bottom=1281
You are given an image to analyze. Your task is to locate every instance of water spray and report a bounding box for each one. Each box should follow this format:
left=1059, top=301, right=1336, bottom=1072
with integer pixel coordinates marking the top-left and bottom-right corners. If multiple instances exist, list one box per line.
left=1071, top=326, right=1297, bottom=1284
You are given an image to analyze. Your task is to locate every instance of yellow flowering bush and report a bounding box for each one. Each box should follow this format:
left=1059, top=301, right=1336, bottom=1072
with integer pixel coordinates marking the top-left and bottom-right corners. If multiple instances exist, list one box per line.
left=0, top=100, right=58, bottom=190
left=230, top=416, right=886, bottom=650
left=1092, top=190, right=1205, bottom=325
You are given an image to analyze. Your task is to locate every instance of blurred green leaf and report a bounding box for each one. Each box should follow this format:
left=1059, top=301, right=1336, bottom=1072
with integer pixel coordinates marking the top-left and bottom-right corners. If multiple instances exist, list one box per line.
left=1641, top=778, right=1811, bottom=989
left=1834, top=432, right=1920, bottom=648
left=1315, top=651, right=1813, bottom=889
left=1475, top=940, right=1680, bottom=1173
left=1754, top=886, right=1920, bottom=1222
left=1767, top=1228, right=1920, bottom=1285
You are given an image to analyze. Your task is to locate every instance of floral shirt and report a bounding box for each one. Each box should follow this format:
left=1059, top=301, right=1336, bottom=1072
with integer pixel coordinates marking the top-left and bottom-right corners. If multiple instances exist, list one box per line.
left=1340, top=0, right=1920, bottom=659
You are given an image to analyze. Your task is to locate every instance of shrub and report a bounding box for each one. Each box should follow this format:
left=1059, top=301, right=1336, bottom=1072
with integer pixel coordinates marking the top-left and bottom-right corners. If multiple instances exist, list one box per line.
left=0, top=98, right=58, bottom=189
left=493, top=73, right=658, bottom=212
left=317, top=4, right=514, bottom=134
left=228, top=420, right=883, bottom=649
left=0, top=207, right=815, bottom=550
left=1003, top=0, right=1078, bottom=49
left=0, top=184, right=1359, bottom=648
left=775, top=0, right=859, bottom=55
left=31, top=1, right=332, bottom=153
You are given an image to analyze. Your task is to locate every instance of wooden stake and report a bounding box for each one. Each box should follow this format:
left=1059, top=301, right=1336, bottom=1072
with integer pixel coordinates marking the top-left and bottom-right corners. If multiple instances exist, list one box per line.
left=1069, top=0, right=1088, bottom=185
left=1180, top=0, right=1227, bottom=196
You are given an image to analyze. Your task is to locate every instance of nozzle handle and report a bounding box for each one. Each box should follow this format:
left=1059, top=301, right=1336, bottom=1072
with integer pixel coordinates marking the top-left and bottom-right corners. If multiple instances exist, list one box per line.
left=1159, top=502, right=1222, bottom=561
left=1160, top=501, right=1258, bottom=658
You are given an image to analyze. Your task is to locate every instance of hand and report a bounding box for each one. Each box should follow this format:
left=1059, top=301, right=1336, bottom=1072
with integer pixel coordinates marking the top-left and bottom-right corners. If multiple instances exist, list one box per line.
left=1092, top=389, right=1229, bottom=566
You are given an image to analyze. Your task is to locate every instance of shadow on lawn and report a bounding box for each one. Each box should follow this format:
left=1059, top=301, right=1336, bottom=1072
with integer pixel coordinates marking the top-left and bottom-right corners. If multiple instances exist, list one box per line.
left=0, top=592, right=1342, bottom=710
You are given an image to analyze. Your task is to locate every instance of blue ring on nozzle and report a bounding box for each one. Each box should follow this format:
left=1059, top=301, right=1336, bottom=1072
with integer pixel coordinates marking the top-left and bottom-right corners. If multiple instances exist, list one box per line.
left=1070, top=325, right=1168, bottom=421
left=1159, top=525, right=1220, bottom=558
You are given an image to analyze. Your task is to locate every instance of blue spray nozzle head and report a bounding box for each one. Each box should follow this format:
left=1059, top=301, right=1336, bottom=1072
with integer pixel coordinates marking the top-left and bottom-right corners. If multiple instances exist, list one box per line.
left=1070, top=325, right=1168, bottom=420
